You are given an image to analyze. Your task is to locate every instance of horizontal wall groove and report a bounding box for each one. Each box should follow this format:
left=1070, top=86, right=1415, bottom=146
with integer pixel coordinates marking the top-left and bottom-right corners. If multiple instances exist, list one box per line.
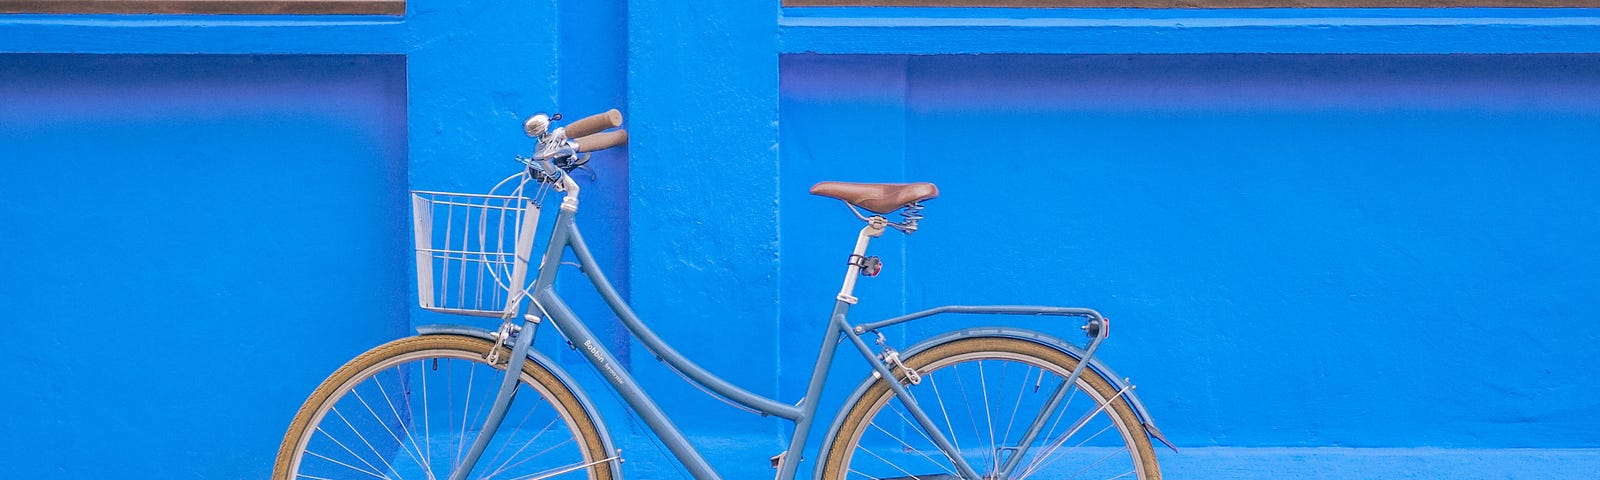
left=780, top=8, right=1600, bottom=53
left=0, top=0, right=402, bottom=15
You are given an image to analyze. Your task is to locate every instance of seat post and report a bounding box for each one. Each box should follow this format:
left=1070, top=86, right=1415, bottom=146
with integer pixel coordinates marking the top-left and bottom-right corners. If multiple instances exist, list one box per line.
left=836, top=216, right=888, bottom=305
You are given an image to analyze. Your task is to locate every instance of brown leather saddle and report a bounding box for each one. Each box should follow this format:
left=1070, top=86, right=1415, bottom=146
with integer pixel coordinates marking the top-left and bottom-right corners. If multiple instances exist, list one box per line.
left=809, top=181, right=939, bottom=214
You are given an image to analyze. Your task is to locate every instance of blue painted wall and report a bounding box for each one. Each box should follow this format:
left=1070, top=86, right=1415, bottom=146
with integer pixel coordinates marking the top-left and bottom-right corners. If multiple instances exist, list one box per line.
left=780, top=53, right=1600, bottom=473
left=0, top=54, right=409, bottom=478
left=5, top=2, right=1600, bottom=479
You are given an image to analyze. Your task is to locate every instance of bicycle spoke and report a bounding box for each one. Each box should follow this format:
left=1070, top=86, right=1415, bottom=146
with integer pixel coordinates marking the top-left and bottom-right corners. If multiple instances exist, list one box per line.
left=1057, top=431, right=1123, bottom=480
left=502, top=455, right=616, bottom=480
left=422, top=360, right=434, bottom=478
left=329, top=406, right=405, bottom=479
left=304, top=448, right=390, bottom=480
left=1011, top=376, right=1076, bottom=476
left=923, top=371, right=964, bottom=460
left=483, top=436, right=575, bottom=478
left=951, top=363, right=986, bottom=470
left=1018, top=386, right=1130, bottom=479
left=1035, top=383, right=1077, bottom=453
left=865, top=419, right=956, bottom=474
left=283, top=338, right=609, bottom=480
left=447, top=358, right=457, bottom=474
left=351, top=387, right=429, bottom=474
left=456, top=362, right=476, bottom=472
left=480, top=391, right=546, bottom=477
left=855, top=443, right=932, bottom=480
left=481, top=415, right=563, bottom=479
left=978, top=360, right=997, bottom=473
left=1023, top=423, right=1117, bottom=480
left=882, top=401, right=946, bottom=458
left=1000, top=364, right=1036, bottom=452
left=311, top=426, right=387, bottom=478
left=825, top=340, right=1152, bottom=480
left=374, top=367, right=437, bottom=479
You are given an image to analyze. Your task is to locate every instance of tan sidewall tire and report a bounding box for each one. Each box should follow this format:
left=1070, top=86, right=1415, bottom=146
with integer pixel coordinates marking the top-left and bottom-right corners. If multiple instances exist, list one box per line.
left=271, top=335, right=614, bottom=480
left=818, top=336, right=1160, bottom=480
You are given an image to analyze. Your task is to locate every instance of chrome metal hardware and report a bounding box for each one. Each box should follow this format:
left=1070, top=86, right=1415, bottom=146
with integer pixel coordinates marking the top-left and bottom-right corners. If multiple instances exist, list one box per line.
left=484, top=321, right=521, bottom=366
left=523, top=113, right=551, bottom=137
left=874, top=332, right=921, bottom=385
left=893, top=201, right=924, bottom=233
left=843, top=201, right=923, bottom=234
left=522, top=112, right=587, bottom=172
left=884, top=349, right=920, bottom=385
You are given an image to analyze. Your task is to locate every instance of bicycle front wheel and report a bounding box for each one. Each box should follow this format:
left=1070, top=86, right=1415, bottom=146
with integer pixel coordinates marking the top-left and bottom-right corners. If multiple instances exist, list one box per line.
left=274, top=335, right=615, bottom=480
left=820, top=336, right=1160, bottom=480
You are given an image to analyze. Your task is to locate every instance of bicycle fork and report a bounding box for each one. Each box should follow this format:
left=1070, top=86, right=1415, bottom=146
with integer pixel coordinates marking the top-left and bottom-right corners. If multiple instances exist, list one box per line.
left=448, top=318, right=539, bottom=480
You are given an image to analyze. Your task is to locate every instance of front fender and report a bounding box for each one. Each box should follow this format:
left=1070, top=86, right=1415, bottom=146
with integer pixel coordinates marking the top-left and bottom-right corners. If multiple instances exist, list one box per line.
left=414, top=324, right=620, bottom=471
left=813, top=327, right=1172, bottom=480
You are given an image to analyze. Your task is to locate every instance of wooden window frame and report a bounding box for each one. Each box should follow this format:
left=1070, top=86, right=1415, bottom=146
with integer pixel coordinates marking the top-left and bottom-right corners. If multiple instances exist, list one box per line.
left=0, top=0, right=403, bottom=15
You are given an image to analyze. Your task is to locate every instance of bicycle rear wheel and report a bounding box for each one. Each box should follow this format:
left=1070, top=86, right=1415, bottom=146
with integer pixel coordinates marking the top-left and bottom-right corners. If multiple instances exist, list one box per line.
left=274, top=335, right=615, bottom=480
left=820, top=336, right=1160, bottom=480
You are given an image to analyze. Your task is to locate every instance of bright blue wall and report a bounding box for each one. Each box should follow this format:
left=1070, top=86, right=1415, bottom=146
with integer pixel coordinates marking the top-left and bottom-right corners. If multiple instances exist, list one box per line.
left=0, top=54, right=409, bottom=478
left=5, top=2, right=1600, bottom=479
left=616, top=2, right=785, bottom=478
left=780, top=53, right=1600, bottom=472
left=0, top=1, right=570, bottom=478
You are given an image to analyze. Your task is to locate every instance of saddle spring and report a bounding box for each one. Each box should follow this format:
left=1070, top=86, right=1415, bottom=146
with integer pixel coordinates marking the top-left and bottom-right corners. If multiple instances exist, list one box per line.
left=892, top=202, right=924, bottom=233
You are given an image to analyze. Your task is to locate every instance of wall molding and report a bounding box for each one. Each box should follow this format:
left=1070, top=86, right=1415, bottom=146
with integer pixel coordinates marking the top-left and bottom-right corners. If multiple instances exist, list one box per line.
left=781, top=7, right=1600, bottom=53
left=0, top=0, right=402, bottom=15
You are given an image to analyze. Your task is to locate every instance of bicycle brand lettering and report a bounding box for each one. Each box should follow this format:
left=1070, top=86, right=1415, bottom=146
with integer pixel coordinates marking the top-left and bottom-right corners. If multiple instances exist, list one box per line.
left=585, top=338, right=624, bottom=384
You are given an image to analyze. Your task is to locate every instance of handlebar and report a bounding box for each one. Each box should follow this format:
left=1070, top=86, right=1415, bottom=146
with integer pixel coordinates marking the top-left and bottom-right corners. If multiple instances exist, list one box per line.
left=573, top=130, right=629, bottom=153
left=564, top=109, right=623, bottom=139
left=522, top=109, right=628, bottom=174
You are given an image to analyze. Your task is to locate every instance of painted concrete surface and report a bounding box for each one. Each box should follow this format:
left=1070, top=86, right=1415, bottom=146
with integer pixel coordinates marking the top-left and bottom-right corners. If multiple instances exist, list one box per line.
left=0, top=54, right=409, bottom=479
left=780, top=54, right=1600, bottom=460
left=1158, top=447, right=1600, bottom=479
left=4, top=2, right=1600, bottom=479
left=622, top=0, right=784, bottom=442
left=779, top=7, right=1600, bottom=54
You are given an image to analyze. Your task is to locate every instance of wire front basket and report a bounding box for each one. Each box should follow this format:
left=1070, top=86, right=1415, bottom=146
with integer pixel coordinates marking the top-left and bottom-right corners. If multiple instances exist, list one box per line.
left=411, top=173, right=542, bottom=319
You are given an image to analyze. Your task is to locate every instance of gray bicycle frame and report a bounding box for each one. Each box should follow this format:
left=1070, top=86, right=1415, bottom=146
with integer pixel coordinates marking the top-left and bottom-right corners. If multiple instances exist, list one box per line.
left=450, top=193, right=1116, bottom=480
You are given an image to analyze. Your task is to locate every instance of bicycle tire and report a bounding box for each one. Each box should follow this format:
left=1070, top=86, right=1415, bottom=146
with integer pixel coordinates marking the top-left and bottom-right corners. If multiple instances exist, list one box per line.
left=274, top=335, right=615, bottom=480
left=819, top=336, right=1160, bottom=480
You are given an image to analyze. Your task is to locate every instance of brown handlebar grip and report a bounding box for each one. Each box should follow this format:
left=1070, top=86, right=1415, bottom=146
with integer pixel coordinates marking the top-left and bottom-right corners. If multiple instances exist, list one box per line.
left=574, top=129, right=628, bottom=153
left=564, top=109, right=623, bottom=139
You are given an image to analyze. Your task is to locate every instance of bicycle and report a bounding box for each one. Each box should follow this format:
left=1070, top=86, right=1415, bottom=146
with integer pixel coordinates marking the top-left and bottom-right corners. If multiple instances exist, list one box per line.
left=273, top=109, right=1175, bottom=480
